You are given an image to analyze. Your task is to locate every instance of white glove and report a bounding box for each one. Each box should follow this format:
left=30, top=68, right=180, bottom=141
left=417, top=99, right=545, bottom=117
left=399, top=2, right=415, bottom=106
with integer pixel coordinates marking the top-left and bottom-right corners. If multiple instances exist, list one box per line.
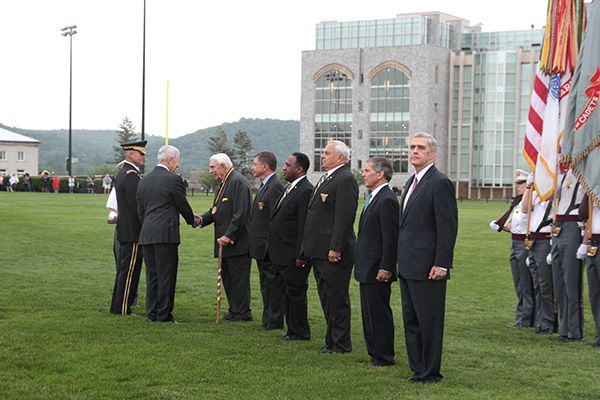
left=108, top=211, right=118, bottom=222
left=577, top=244, right=588, bottom=260
left=546, top=252, right=552, bottom=265
left=489, top=220, right=500, bottom=232
left=526, top=173, right=535, bottom=186
left=526, top=257, right=532, bottom=267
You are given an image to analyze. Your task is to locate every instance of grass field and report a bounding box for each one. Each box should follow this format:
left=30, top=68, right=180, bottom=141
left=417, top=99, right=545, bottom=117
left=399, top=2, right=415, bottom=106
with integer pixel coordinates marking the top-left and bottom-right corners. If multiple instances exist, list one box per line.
left=1, top=191, right=599, bottom=399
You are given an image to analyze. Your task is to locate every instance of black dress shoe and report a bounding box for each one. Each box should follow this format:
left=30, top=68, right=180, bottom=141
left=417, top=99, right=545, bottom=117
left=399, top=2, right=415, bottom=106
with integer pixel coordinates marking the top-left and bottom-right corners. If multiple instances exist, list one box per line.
left=146, top=318, right=156, bottom=322
left=566, top=337, right=584, bottom=342
left=369, top=359, right=395, bottom=367
left=549, top=335, right=567, bottom=342
left=327, top=349, right=351, bottom=354
left=288, top=334, right=309, bottom=341
left=320, top=345, right=332, bottom=351
left=220, top=313, right=234, bottom=321
left=588, top=343, right=600, bottom=348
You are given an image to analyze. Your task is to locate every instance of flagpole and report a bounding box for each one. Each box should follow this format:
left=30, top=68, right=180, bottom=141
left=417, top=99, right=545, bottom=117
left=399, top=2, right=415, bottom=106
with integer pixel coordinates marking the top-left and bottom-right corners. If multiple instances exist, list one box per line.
left=165, top=79, right=169, bottom=146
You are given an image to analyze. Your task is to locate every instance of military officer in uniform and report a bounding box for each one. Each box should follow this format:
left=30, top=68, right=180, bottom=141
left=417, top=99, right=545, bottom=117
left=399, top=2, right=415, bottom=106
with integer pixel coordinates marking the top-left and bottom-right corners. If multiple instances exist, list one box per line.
left=110, top=140, right=146, bottom=316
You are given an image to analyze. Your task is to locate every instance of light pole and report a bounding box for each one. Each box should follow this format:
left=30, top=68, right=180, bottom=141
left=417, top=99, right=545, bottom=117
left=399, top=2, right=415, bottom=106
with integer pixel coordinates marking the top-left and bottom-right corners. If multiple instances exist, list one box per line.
left=61, top=25, right=77, bottom=176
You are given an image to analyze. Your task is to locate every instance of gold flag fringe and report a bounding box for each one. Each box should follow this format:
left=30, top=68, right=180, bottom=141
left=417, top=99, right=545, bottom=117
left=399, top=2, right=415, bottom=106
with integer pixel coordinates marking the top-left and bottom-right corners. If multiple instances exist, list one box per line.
left=570, top=164, right=600, bottom=209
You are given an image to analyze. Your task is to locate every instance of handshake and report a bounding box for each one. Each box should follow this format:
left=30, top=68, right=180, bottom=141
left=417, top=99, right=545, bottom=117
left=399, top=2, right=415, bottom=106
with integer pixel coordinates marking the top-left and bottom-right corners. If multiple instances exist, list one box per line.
left=192, top=214, right=202, bottom=228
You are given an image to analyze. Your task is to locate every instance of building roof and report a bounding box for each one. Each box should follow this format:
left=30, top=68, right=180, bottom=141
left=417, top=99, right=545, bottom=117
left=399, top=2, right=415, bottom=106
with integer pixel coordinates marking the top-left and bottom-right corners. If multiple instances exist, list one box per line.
left=0, top=126, right=40, bottom=144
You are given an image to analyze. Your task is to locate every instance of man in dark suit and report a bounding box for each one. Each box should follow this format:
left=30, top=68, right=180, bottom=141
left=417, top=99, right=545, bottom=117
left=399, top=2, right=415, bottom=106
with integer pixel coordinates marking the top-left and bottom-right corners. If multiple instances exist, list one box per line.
left=268, top=152, right=313, bottom=341
left=355, top=157, right=399, bottom=367
left=110, top=140, right=146, bottom=316
left=398, top=132, right=458, bottom=383
left=249, top=151, right=285, bottom=330
left=200, top=153, right=253, bottom=322
left=302, top=140, right=358, bottom=354
left=136, top=145, right=199, bottom=323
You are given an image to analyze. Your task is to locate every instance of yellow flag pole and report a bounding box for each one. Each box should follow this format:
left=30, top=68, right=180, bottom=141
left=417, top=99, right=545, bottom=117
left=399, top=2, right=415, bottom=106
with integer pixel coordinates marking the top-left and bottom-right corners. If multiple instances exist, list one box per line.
left=165, top=79, right=169, bottom=145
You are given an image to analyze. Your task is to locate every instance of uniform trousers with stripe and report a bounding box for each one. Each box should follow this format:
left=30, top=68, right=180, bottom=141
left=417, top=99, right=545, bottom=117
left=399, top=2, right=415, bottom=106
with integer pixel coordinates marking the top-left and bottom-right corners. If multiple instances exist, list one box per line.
left=110, top=241, right=143, bottom=315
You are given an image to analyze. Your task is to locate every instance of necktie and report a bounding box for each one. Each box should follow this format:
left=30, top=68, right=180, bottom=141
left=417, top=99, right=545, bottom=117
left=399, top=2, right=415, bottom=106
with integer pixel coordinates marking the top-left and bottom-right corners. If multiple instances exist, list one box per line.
left=258, top=182, right=264, bottom=194
left=403, top=176, right=419, bottom=211
left=364, top=193, right=373, bottom=211
left=312, top=174, right=327, bottom=199
left=277, top=183, right=292, bottom=208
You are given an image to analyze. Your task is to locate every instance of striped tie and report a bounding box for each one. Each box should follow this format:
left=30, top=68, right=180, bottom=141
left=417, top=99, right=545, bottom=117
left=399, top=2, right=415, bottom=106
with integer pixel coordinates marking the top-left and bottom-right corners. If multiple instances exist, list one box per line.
left=277, top=183, right=292, bottom=208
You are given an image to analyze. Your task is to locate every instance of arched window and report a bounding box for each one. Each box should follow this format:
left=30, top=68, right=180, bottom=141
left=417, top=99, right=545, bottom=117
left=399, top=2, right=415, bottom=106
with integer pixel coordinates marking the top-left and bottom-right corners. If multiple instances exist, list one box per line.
left=314, top=67, right=353, bottom=171
left=369, top=64, right=410, bottom=173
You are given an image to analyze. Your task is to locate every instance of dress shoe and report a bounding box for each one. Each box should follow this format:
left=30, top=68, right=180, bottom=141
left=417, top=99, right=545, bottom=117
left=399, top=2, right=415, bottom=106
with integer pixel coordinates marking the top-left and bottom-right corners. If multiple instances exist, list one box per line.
left=283, top=334, right=310, bottom=342
left=129, top=313, right=138, bottom=317
left=588, top=343, right=600, bottom=348
left=220, top=313, right=234, bottom=321
left=407, top=374, right=421, bottom=383
left=320, top=345, right=332, bottom=351
left=369, top=359, right=395, bottom=367
left=566, top=337, right=584, bottom=343
left=228, top=316, right=253, bottom=323
left=327, top=349, right=351, bottom=354
left=282, top=334, right=291, bottom=340
left=533, top=328, right=554, bottom=335
left=549, top=335, right=567, bottom=342
left=508, top=323, right=526, bottom=328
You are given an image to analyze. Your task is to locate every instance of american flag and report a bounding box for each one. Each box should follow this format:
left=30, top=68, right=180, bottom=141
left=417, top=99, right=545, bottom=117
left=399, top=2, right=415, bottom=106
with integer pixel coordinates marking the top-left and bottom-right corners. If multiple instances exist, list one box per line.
left=524, top=66, right=572, bottom=202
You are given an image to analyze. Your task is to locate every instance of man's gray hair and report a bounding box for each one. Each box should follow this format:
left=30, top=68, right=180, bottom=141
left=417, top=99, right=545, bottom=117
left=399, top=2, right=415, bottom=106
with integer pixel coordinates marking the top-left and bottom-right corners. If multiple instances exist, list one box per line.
left=210, top=153, right=233, bottom=169
left=412, top=132, right=437, bottom=153
left=367, top=157, right=393, bottom=181
left=329, top=140, right=350, bottom=162
left=158, top=145, right=180, bottom=162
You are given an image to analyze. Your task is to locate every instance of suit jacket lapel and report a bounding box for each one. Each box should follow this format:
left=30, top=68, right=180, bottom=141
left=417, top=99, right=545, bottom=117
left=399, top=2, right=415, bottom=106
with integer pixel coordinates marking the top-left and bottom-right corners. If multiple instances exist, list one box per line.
left=402, top=166, right=436, bottom=222
left=309, top=168, right=340, bottom=207
left=359, top=191, right=379, bottom=233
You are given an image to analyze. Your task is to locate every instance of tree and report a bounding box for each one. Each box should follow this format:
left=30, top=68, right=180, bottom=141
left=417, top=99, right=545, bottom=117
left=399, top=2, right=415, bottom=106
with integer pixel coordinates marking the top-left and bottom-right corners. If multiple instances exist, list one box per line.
left=232, top=130, right=254, bottom=169
left=208, top=127, right=231, bottom=156
left=198, top=170, right=218, bottom=190
left=112, top=116, right=138, bottom=164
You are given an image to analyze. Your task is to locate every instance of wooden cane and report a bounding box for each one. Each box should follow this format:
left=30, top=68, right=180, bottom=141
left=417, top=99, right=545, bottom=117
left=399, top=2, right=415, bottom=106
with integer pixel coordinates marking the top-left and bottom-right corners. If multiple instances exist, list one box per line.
left=216, top=244, right=223, bottom=324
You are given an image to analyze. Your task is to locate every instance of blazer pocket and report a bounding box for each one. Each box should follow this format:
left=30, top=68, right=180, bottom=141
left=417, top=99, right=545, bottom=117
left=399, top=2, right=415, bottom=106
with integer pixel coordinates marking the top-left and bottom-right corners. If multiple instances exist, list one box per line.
left=319, top=227, right=333, bottom=235
left=412, top=240, right=435, bottom=250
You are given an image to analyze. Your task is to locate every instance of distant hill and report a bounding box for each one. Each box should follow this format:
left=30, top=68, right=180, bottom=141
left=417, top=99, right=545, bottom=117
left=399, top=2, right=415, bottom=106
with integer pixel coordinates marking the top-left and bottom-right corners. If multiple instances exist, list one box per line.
left=0, top=118, right=300, bottom=177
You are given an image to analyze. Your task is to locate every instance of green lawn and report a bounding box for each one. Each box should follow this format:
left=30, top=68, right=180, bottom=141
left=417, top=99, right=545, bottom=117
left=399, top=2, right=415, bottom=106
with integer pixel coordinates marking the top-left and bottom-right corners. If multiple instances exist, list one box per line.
left=1, top=192, right=598, bottom=399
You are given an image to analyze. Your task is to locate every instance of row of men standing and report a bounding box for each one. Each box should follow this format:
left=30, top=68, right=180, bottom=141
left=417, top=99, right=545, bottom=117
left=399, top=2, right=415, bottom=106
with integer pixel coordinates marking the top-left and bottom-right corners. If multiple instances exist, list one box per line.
left=491, top=167, right=599, bottom=345
left=109, top=133, right=459, bottom=384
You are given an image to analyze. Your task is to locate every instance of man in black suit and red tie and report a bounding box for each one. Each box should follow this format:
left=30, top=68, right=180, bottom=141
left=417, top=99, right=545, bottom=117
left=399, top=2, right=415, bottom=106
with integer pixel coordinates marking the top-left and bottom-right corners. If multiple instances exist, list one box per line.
left=136, top=145, right=199, bottom=323
left=249, top=151, right=285, bottom=330
left=110, top=140, right=146, bottom=316
left=200, top=153, right=253, bottom=322
left=355, top=157, right=399, bottom=367
left=268, top=152, right=313, bottom=341
left=302, top=140, right=358, bottom=354
left=398, top=132, right=458, bottom=383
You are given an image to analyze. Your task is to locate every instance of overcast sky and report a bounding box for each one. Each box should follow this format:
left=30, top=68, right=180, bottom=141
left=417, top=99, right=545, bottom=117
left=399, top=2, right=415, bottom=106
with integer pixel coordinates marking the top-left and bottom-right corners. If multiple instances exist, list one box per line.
left=0, top=0, right=549, bottom=138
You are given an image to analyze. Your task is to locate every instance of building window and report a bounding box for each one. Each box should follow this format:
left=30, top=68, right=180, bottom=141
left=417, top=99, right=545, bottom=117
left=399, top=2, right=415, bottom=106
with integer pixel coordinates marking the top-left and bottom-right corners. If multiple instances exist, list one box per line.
left=17, top=151, right=25, bottom=162
left=369, top=65, right=411, bottom=173
left=314, top=68, right=353, bottom=172
left=0, top=151, right=5, bottom=161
